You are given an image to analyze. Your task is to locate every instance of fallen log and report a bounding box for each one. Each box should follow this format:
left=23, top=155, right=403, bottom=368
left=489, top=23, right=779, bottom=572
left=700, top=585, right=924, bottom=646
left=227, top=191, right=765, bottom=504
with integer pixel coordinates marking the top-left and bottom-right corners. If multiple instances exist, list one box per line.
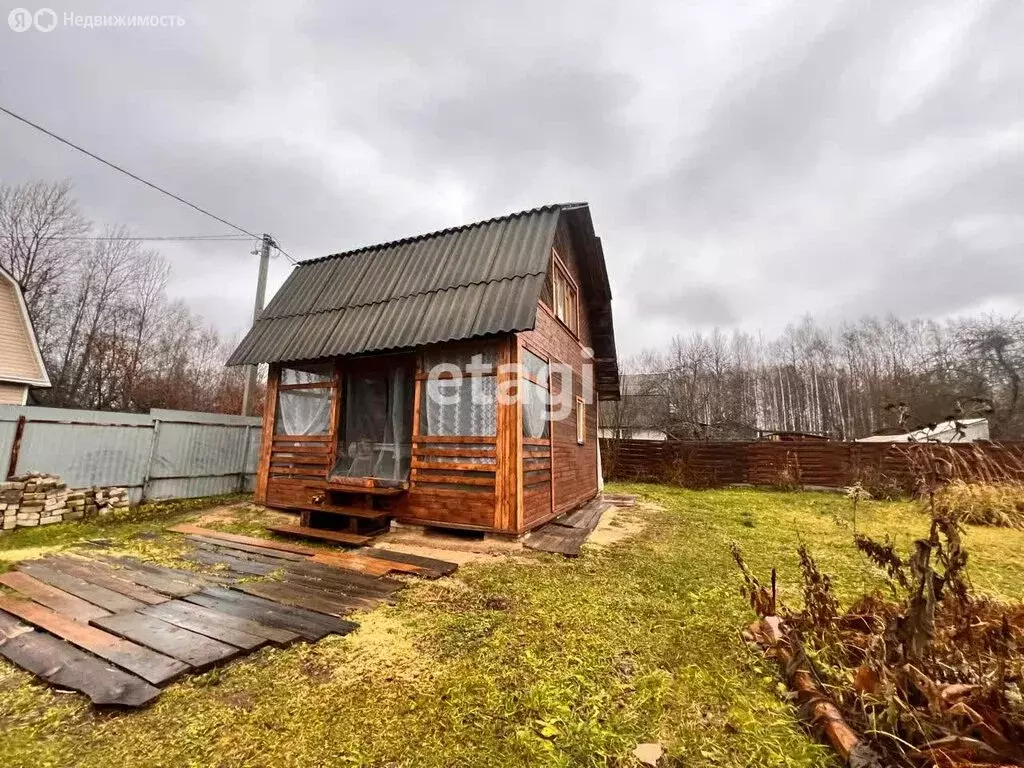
left=752, top=616, right=886, bottom=768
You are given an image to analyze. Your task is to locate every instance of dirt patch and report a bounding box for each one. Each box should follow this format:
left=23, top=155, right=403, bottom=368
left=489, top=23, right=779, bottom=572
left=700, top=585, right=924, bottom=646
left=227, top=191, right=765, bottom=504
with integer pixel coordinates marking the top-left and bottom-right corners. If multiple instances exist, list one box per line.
left=326, top=609, right=432, bottom=684
left=193, top=503, right=293, bottom=528
left=586, top=502, right=651, bottom=548
left=0, top=545, right=65, bottom=564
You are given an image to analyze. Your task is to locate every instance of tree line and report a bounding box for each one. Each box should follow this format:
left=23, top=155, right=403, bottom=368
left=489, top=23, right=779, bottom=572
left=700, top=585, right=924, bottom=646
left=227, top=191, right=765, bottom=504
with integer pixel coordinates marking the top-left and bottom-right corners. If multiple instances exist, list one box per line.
left=606, top=314, right=1024, bottom=441
left=0, top=179, right=253, bottom=413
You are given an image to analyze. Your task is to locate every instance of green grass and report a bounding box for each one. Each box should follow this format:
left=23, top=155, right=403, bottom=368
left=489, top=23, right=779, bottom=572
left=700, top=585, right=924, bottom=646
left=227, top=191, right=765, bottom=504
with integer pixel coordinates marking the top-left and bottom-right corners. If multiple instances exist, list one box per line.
left=1, top=485, right=1021, bottom=768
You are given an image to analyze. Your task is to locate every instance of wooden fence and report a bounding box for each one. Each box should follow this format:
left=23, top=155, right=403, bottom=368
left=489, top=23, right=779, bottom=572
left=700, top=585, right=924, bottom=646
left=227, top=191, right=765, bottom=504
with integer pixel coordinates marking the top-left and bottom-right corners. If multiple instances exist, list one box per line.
left=600, top=438, right=1024, bottom=490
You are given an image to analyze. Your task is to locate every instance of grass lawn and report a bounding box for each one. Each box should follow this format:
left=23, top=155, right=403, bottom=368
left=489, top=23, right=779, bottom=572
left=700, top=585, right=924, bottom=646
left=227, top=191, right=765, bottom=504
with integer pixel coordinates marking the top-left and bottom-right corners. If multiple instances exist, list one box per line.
left=1, top=485, right=1022, bottom=768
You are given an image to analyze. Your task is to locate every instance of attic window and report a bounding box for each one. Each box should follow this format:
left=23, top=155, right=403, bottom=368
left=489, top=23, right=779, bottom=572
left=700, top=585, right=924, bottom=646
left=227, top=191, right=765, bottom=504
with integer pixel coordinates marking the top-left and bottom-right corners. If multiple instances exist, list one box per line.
left=550, top=250, right=578, bottom=335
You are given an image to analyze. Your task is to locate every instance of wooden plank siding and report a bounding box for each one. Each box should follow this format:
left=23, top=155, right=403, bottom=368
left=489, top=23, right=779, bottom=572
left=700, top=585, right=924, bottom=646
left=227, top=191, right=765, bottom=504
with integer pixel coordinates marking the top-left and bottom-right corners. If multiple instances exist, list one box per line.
left=517, top=217, right=600, bottom=524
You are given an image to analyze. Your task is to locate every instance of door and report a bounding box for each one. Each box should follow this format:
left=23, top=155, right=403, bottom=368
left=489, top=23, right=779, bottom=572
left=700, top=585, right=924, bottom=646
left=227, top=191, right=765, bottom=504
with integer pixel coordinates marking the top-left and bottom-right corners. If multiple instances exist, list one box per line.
left=331, top=356, right=414, bottom=483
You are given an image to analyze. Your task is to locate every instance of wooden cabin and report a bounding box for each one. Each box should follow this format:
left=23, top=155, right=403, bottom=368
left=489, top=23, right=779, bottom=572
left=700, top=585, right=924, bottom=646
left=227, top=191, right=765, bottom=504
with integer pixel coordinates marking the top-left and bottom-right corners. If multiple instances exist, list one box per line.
left=228, top=203, right=619, bottom=538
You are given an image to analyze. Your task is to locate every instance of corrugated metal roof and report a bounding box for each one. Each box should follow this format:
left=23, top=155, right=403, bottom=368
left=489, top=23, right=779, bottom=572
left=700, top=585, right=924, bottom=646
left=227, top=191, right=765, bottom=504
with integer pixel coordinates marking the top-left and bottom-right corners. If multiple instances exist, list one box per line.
left=229, top=205, right=565, bottom=365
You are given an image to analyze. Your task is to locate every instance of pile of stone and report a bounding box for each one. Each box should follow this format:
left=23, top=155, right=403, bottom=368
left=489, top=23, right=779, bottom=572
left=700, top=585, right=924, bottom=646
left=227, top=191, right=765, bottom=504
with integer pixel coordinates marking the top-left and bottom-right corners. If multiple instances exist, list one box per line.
left=0, top=473, right=131, bottom=531
left=91, top=486, right=130, bottom=516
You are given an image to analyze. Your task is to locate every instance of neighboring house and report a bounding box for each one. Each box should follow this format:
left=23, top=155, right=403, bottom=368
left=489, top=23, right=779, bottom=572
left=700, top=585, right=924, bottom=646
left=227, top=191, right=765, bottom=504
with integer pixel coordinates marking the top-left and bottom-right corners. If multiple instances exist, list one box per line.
left=0, top=265, right=50, bottom=405
left=599, top=373, right=762, bottom=441
left=598, top=372, right=675, bottom=441
left=856, top=418, right=990, bottom=443
left=229, top=203, right=619, bottom=537
left=759, top=430, right=830, bottom=442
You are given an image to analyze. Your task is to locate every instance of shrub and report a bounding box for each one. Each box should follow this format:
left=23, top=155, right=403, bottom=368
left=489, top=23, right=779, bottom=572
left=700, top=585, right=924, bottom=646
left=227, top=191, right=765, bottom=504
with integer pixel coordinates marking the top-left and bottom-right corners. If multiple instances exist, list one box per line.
left=932, top=479, right=1024, bottom=528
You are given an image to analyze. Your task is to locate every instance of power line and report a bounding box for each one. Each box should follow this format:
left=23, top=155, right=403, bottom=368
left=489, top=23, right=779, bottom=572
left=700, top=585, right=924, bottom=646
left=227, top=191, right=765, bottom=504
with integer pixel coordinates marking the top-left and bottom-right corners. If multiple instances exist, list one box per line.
left=272, top=239, right=299, bottom=265
left=0, top=103, right=262, bottom=240
left=50, top=234, right=255, bottom=242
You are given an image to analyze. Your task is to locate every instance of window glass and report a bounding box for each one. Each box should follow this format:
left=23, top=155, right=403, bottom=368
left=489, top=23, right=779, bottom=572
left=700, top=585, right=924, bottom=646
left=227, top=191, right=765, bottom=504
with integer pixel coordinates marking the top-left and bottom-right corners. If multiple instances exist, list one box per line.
left=576, top=398, right=586, bottom=444
left=280, top=364, right=333, bottom=386
left=275, top=388, right=332, bottom=435
left=552, top=264, right=578, bottom=334
left=522, top=348, right=548, bottom=384
left=522, top=378, right=550, bottom=439
left=420, top=375, right=497, bottom=436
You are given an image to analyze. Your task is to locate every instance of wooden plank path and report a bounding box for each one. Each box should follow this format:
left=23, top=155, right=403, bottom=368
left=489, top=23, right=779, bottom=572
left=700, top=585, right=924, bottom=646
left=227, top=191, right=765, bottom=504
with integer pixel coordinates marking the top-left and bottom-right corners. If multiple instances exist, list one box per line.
left=0, top=610, right=160, bottom=707
left=0, top=596, right=188, bottom=685
left=0, top=522, right=458, bottom=709
left=523, top=497, right=612, bottom=557
left=0, top=572, right=110, bottom=623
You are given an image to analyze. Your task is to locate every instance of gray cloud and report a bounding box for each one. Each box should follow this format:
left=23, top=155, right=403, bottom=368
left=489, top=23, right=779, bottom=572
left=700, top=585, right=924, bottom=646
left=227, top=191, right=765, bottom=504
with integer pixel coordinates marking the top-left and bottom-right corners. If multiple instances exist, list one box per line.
left=0, top=0, right=1020, bottom=356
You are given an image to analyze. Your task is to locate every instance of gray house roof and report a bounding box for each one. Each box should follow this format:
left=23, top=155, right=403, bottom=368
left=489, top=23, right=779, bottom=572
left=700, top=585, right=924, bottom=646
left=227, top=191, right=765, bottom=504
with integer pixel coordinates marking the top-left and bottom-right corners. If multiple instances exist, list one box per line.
left=227, top=203, right=619, bottom=397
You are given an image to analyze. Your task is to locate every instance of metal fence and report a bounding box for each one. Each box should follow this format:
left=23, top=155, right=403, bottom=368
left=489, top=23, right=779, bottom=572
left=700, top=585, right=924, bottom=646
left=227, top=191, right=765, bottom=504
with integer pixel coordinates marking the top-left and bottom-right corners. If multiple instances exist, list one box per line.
left=0, top=406, right=261, bottom=504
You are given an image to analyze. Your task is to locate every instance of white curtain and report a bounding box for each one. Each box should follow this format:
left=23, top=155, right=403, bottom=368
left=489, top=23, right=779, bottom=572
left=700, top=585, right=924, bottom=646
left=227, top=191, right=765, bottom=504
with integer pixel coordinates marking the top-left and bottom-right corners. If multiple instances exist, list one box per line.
left=424, top=376, right=497, bottom=436
left=522, top=379, right=549, bottom=439
left=275, top=389, right=331, bottom=435
left=389, top=369, right=408, bottom=479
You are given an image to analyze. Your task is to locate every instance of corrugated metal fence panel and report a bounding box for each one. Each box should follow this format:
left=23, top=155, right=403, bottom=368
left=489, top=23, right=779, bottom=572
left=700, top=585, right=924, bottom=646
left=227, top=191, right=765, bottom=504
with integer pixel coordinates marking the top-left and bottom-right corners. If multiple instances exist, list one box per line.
left=17, top=422, right=154, bottom=503
left=147, top=421, right=259, bottom=501
left=0, top=418, right=17, bottom=479
left=1, top=405, right=262, bottom=504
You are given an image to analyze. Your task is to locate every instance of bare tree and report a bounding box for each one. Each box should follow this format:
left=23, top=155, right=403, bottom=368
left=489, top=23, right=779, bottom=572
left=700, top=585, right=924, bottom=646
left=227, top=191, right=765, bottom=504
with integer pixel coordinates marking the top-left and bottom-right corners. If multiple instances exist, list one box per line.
left=0, top=179, right=89, bottom=344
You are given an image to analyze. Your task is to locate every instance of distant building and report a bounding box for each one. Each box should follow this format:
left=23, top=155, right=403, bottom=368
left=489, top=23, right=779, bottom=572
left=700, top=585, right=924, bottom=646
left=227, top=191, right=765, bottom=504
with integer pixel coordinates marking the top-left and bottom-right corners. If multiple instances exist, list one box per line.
left=856, top=418, right=990, bottom=443
left=758, top=430, right=830, bottom=442
left=0, top=265, right=50, bottom=405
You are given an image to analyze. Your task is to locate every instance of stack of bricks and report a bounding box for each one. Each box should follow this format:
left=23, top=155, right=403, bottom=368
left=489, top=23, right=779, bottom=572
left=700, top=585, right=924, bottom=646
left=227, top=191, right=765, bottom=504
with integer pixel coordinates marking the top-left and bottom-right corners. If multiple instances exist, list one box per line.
left=1, top=479, right=24, bottom=530
left=1, top=473, right=69, bottom=527
left=0, top=474, right=131, bottom=531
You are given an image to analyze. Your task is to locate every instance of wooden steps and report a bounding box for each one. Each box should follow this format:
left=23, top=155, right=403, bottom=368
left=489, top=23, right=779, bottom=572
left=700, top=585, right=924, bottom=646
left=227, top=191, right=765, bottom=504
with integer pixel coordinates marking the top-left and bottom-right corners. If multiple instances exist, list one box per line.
left=304, top=504, right=391, bottom=520
left=324, top=481, right=407, bottom=496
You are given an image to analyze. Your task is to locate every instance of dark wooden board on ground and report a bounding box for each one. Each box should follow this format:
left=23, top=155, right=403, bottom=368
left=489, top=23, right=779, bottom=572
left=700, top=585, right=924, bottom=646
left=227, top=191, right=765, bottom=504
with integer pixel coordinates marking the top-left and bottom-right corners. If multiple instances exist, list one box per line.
left=523, top=525, right=591, bottom=557
left=140, top=601, right=274, bottom=650
left=156, top=597, right=299, bottom=646
left=233, top=580, right=366, bottom=618
left=184, top=588, right=354, bottom=642
left=0, top=571, right=111, bottom=623
left=169, top=524, right=370, bottom=554
left=205, top=586, right=359, bottom=632
left=186, top=534, right=310, bottom=562
left=277, top=571, right=393, bottom=604
left=265, top=523, right=374, bottom=548
left=0, top=610, right=160, bottom=707
left=553, top=499, right=609, bottom=531
left=102, top=556, right=234, bottom=587
left=0, top=596, right=188, bottom=685
left=189, top=541, right=405, bottom=595
left=89, top=557, right=208, bottom=596
left=524, top=497, right=610, bottom=556
left=17, top=562, right=149, bottom=613
left=185, top=548, right=279, bottom=577
left=360, top=547, right=458, bottom=576
left=91, top=612, right=240, bottom=670
left=40, top=557, right=170, bottom=605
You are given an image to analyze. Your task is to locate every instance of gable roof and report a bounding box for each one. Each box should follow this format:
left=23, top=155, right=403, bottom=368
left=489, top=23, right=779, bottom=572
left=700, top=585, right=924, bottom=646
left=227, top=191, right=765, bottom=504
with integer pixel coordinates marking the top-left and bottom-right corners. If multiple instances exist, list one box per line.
left=0, top=265, right=50, bottom=388
left=227, top=203, right=619, bottom=397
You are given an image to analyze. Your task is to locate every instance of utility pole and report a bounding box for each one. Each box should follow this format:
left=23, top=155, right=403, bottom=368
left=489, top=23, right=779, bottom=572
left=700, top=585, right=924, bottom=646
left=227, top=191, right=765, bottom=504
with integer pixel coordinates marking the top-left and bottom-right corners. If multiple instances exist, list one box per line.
left=242, top=233, right=272, bottom=416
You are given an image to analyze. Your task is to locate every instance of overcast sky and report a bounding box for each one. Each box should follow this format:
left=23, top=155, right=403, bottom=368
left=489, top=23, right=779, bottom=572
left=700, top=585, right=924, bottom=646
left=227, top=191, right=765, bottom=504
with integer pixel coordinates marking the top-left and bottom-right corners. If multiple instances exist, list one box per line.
left=2, top=0, right=1021, bottom=356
